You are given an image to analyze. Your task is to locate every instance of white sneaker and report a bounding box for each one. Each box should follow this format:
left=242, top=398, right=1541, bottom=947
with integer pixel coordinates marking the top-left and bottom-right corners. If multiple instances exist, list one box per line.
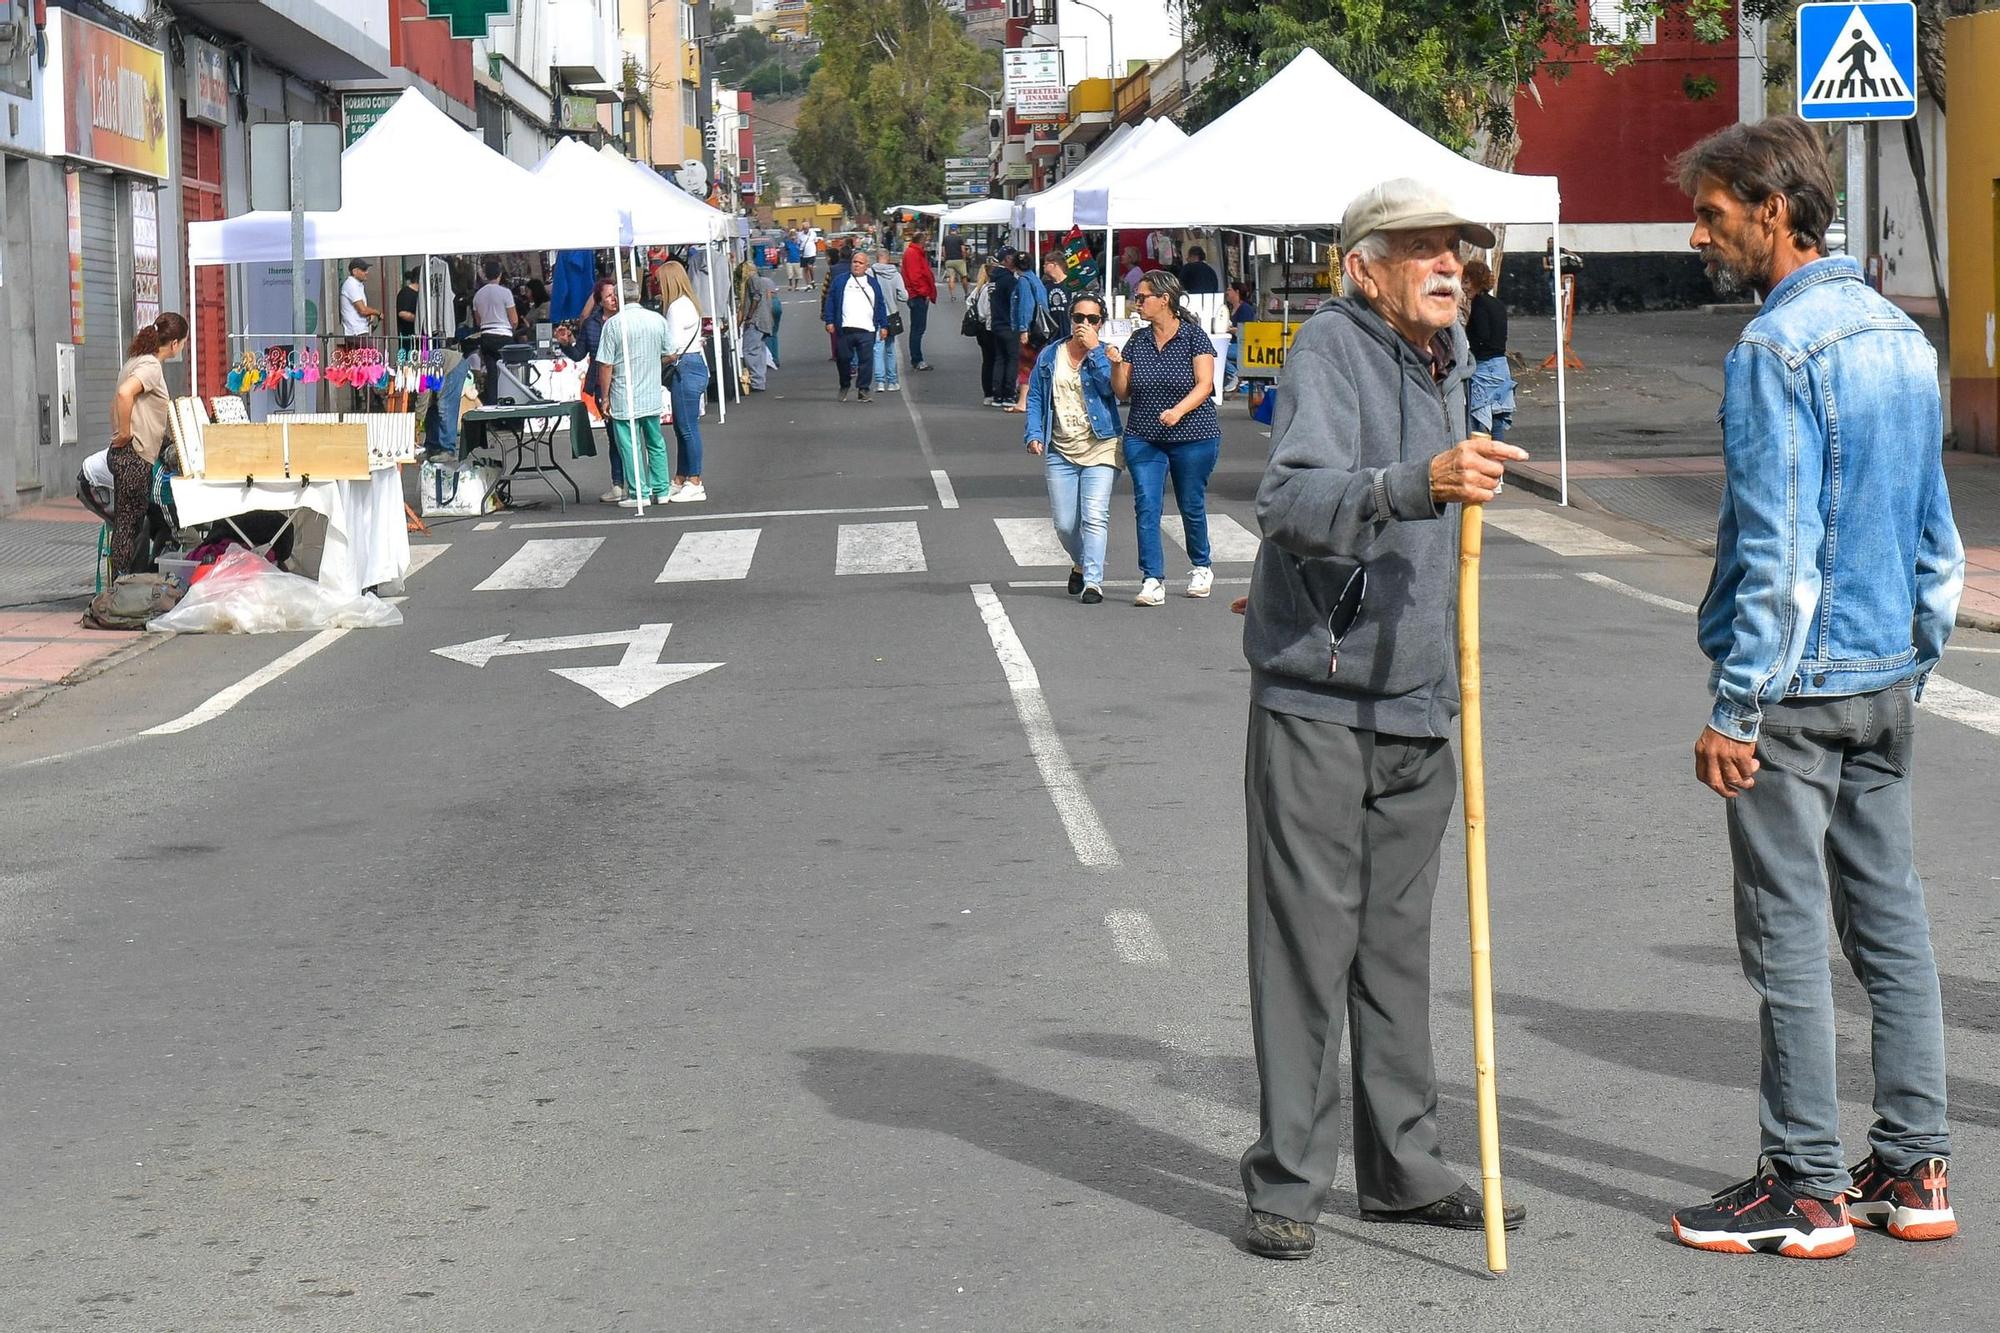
left=669, top=482, right=707, bottom=503
left=664, top=480, right=683, bottom=498
left=600, top=485, right=626, bottom=503
left=617, top=495, right=643, bottom=508
left=1187, top=567, right=1214, bottom=598
left=1134, top=577, right=1166, bottom=607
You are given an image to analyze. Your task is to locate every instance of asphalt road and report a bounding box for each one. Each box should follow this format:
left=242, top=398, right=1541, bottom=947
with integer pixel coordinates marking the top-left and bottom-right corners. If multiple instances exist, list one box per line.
left=5, top=304, right=2000, bottom=1332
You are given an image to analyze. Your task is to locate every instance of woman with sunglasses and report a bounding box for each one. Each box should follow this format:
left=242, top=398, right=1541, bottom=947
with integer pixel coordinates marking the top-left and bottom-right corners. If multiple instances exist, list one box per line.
left=1113, top=268, right=1221, bottom=605
left=1024, top=294, right=1125, bottom=604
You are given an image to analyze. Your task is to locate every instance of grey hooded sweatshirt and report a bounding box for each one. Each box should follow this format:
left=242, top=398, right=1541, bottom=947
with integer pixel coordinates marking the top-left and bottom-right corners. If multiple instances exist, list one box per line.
left=1243, top=294, right=1472, bottom=739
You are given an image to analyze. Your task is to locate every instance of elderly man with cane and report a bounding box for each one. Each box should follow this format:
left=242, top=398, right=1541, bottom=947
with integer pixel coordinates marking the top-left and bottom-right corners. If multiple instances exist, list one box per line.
left=1238, top=179, right=1528, bottom=1261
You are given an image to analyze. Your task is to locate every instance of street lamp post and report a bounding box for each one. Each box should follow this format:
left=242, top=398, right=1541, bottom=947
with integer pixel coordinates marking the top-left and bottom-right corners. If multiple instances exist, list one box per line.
left=1066, top=0, right=1115, bottom=82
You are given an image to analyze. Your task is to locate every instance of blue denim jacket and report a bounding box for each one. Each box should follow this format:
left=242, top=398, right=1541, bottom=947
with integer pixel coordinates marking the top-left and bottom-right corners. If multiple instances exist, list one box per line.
left=1699, top=257, right=1964, bottom=740
left=1023, top=340, right=1121, bottom=448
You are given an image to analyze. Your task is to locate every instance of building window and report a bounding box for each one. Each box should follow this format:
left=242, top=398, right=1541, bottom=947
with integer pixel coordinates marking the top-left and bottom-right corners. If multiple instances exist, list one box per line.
left=1590, top=0, right=1657, bottom=44
left=684, top=87, right=699, bottom=127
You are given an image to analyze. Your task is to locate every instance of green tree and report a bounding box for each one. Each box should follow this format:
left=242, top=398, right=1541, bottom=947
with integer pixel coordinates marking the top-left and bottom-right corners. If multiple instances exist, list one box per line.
left=791, top=0, right=998, bottom=214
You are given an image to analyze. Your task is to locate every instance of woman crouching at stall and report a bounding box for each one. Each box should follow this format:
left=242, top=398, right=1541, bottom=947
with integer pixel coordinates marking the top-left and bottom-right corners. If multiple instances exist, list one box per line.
left=107, top=312, right=188, bottom=575
left=1024, top=293, right=1124, bottom=605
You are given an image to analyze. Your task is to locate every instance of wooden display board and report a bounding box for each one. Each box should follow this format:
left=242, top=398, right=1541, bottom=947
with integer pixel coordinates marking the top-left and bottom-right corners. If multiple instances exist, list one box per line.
left=200, top=422, right=370, bottom=481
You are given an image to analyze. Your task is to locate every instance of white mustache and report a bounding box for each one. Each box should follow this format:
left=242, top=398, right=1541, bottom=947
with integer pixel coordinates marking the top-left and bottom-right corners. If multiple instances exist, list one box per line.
left=1425, top=277, right=1463, bottom=298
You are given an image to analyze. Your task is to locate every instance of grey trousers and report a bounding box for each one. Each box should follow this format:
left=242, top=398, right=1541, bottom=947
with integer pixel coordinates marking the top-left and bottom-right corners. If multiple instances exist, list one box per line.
left=1727, top=684, right=1949, bottom=1197
left=1241, top=705, right=1464, bottom=1222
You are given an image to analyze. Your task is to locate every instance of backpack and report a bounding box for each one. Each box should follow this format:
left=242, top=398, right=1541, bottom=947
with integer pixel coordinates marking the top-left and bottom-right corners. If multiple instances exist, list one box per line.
left=83, top=573, right=183, bottom=631
left=961, top=283, right=989, bottom=338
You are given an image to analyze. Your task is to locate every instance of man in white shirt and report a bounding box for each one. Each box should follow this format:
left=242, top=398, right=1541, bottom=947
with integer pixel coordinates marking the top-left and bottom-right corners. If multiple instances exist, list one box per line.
left=470, top=260, right=518, bottom=406
left=822, top=249, right=886, bottom=401
left=338, top=260, right=381, bottom=408
left=802, top=227, right=821, bottom=284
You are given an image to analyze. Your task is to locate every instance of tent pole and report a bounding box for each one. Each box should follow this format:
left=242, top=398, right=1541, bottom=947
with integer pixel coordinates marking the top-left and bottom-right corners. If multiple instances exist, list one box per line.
left=708, top=239, right=728, bottom=424
left=1552, top=211, right=1569, bottom=507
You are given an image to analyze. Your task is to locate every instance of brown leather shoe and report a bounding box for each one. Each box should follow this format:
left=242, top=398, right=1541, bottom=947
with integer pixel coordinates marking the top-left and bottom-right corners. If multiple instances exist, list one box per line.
left=1360, top=1183, right=1525, bottom=1231
left=1245, top=1208, right=1316, bottom=1259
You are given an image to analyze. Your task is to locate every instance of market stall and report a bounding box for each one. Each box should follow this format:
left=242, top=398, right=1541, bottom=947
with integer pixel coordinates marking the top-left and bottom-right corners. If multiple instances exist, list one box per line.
left=1073, top=49, right=1571, bottom=501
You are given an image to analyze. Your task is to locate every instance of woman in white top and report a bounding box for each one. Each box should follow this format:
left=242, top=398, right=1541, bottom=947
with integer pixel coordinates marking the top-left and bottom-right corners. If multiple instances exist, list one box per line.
left=656, top=260, right=711, bottom=503
left=1022, top=294, right=1125, bottom=603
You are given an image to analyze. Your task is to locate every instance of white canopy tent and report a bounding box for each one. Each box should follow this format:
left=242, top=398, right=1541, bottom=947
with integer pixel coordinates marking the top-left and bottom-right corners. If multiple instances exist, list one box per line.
left=940, top=196, right=1017, bottom=228
left=1011, top=118, right=1188, bottom=237
left=189, top=89, right=621, bottom=266
left=531, top=139, right=735, bottom=429
left=1075, top=49, right=1572, bottom=502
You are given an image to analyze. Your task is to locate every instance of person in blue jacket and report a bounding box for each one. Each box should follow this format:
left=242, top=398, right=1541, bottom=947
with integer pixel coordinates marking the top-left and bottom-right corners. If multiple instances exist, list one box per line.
left=1004, top=250, right=1051, bottom=413
left=822, top=249, right=890, bottom=401
left=1023, top=292, right=1124, bottom=603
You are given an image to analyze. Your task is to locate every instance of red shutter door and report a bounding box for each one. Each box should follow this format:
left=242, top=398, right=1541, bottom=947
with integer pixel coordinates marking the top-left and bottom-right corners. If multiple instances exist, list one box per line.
left=179, top=118, right=226, bottom=398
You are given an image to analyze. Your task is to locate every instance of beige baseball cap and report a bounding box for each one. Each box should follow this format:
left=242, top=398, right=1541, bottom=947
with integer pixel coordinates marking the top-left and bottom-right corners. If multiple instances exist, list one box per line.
left=1341, top=178, right=1496, bottom=250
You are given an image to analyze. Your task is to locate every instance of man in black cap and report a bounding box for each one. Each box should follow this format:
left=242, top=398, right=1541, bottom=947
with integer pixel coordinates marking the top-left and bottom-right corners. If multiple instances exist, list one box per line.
left=982, top=248, right=1020, bottom=406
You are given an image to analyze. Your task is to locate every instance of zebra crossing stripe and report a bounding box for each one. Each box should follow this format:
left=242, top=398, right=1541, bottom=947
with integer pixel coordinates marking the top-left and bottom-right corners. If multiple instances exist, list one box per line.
left=475, top=538, right=606, bottom=590
left=835, top=521, right=926, bottom=575
left=1484, top=508, right=1643, bottom=558
left=657, top=528, right=761, bottom=582
left=994, top=517, right=1072, bottom=567
left=1162, top=514, right=1262, bottom=563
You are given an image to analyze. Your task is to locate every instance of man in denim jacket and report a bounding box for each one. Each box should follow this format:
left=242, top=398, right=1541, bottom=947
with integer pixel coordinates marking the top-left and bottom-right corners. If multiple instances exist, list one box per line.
left=1668, top=116, right=1966, bottom=1261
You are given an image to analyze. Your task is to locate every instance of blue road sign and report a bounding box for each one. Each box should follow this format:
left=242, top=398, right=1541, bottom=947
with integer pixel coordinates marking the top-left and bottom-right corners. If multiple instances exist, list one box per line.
left=1797, top=2, right=1918, bottom=121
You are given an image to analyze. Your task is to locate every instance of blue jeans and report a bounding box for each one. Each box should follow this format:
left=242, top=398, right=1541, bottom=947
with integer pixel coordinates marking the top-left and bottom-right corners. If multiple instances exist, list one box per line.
left=669, top=355, right=710, bottom=478
left=1126, top=434, right=1220, bottom=580
left=907, top=297, right=929, bottom=364
left=1043, top=451, right=1116, bottom=588
left=836, top=327, right=875, bottom=390
left=873, top=334, right=900, bottom=387
left=1726, top=684, right=1948, bottom=1196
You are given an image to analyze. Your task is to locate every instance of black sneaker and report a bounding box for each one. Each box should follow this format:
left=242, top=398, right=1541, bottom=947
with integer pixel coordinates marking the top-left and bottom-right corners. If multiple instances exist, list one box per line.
left=1670, top=1167, right=1855, bottom=1258
left=1361, top=1183, right=1524, bottom=1231
left=1066, top=568, right=1085, bottom=595
left=1080, top=585, right=1103, bottom=604
left=1244, top=1209, right=1315, bottom=1260
left=839, top=387, right=850, bottom=402
left=857, top=390, right=872, bottom=402
left=1847, top=1154, right=1956, bottom=1241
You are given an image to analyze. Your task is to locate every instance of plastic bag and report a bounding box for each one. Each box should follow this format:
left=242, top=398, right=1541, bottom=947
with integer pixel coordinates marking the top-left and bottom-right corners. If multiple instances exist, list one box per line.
left=147, top=548, right=403, bottom=634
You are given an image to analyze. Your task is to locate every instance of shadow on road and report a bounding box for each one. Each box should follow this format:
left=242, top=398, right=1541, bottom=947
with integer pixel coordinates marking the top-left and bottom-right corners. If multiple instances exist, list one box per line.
left=1038, top=1030, right=1698, bottom=1221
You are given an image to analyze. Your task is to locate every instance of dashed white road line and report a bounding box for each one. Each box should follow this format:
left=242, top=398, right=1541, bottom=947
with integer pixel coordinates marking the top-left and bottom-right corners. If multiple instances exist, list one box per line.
left=930, top=469, right=959, bottom=510
left=1575, top=571, right=1699, bottom=616
left=836, top=521, right=926, bottom=575
left=995, top=517, right=1072, bottom=567
left=1919, top=677, right=2000, bottom=738
left=1105, top=910, right=1167, bottom=965
left=512, top=503, right=930, bottom=531
left=475, top=537, right=604, bottom=590
left=404, top=543, right=451, bottom=579
left=657, top=528, right=761, bottom=582
left=899, top=365, right=958, bottom=509
left=1488, top=508, right=1645, bottom=557
left=1162, top=513, right=1263, bottom=563
left=970, top=583, right=1120, bottom=867
left=473, top=520, right=502, bottom=532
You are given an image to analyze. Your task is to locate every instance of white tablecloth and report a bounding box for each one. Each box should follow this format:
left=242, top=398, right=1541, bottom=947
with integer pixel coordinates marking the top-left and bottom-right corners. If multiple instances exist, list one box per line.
left=169, top=466, right=411, bottom=596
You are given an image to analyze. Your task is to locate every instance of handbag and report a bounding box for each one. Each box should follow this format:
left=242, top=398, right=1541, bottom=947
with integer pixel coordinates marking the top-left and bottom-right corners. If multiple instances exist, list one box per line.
left=1030, top=301, right=1060, bottom=346
left=961, top=285, right=988, bottom=338
left=885, top=311, right=905, bottom=337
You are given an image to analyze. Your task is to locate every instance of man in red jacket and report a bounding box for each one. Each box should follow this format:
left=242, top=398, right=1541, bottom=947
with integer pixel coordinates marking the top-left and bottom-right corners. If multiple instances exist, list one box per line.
left=901, top=231, right=939, bottom=371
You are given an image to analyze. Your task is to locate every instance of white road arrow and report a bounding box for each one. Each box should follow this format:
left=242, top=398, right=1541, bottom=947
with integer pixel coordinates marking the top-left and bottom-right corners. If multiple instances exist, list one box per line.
left=431, top=623, right=724, bottom=708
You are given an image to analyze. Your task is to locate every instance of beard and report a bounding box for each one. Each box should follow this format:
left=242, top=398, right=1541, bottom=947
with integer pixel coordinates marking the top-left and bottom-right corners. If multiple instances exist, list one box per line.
left=1703, top=233, right=1775, bottom=296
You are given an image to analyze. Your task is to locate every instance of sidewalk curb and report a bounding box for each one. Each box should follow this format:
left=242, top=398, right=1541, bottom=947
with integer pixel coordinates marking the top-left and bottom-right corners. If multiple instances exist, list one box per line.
left=1506, top=467, right=2000, bottom=635
left=1, top=627, right=176, bottom=724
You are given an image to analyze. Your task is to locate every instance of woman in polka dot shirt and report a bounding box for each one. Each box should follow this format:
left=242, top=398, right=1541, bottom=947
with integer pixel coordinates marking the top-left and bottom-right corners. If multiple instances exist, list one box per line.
left=1111, top=268, right=1222, bottom=606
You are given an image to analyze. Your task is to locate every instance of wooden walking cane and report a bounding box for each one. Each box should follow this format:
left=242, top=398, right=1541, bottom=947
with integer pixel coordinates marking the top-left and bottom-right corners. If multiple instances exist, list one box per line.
left=1457, top=441, right=1508, bottom=1276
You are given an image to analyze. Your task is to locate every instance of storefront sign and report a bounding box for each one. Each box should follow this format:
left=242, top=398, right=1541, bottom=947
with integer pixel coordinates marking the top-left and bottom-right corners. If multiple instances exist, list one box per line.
left=44, top=12, right=170, bottom=178
left=557, top=94, right=600, bottom=131
left=342, top=92, right=401, bottom=147
left=1003, top=48, right=1063, bottom=98
left=131, top=184, right=160, bottom=327
left=1015, top=83, right=1068, bottom=122
left=185, top=38, right=229, bottom=127
left=1238, top=321, right=1298, bottom=375
left=66, top=174, right=85, bottom=343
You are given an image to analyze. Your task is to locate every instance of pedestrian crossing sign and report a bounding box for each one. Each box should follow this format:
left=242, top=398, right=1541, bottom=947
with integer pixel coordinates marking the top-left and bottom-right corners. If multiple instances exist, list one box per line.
left=1797, top=2, right=1918, bottom=121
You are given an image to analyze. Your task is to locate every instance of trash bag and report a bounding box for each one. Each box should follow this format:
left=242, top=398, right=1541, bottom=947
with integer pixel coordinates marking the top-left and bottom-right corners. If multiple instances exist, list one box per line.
left=146, top=548, right=403, bottom=634
left=83, top=574, right=184, bottom=631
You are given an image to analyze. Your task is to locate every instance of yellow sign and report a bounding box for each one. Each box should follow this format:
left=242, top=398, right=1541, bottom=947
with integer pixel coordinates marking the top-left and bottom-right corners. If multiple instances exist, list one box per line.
left=47, top=12, right=169, bottom=179
left=1238, top=322, right=1299, bottom=375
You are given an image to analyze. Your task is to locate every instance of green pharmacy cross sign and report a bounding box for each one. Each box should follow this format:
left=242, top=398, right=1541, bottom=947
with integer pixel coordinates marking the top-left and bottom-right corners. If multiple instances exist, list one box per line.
left=426, top=0, right=511, bottom=40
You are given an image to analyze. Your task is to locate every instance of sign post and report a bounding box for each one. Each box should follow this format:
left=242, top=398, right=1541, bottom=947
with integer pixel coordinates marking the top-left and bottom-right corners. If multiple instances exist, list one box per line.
left=251, top=121, right=341, bottom=373
left=1796, top=3, right=1918, bottom=292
